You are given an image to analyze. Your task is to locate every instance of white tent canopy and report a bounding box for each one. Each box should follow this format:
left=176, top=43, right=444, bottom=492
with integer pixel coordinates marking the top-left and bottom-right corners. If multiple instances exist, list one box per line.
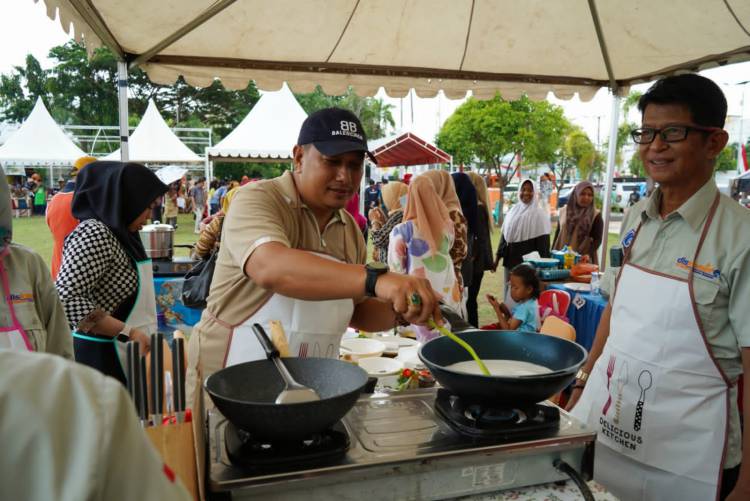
left=103, top=99, right=202, bottom=163
left=206, top=83, right=307, bottom=162
left=44, top=0, right=750, bottom=100
left=0, top=97, right=85, bottom=166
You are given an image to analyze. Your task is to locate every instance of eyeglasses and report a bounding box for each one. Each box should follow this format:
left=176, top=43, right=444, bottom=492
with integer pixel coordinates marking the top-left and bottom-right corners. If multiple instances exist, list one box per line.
left=630, top=125, right=720, bottom=144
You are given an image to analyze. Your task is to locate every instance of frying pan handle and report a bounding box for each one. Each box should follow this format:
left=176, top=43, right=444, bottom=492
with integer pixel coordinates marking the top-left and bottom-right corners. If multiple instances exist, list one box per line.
left=252, top=323, right=279, bottom=360
left=553, top=459, right=594, bottom=501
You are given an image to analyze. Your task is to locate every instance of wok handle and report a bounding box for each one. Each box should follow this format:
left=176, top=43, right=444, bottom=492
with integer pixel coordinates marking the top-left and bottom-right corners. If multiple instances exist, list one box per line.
left=554, top=459, right=594, bottom=501
left=252, top=323, right=280, bottom=360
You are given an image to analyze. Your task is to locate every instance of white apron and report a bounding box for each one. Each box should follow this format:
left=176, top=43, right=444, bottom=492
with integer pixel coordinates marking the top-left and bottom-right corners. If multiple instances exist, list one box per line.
left=0, top=249, right=34, bottom=351
left=571, top=194, right=730, bottom=501
left=224, top=252, right=354, bottom=366
left=73, top=259, right=158, bottom=381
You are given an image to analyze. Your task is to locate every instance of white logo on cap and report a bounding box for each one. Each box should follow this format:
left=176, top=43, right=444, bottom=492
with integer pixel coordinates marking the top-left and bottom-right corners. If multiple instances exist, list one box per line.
left=332, top=120, right=364, bottom=140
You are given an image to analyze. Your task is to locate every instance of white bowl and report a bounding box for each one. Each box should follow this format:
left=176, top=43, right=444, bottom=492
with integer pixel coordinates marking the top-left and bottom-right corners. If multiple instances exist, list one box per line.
left=357, top=357, right=404, bottom=377
left=396, top=346, right=425, bottom=370
left=340, top=338, right=386, bottom=360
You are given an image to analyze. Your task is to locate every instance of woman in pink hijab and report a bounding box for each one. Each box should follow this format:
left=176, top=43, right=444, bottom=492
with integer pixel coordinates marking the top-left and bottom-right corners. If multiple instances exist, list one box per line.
left=345, top=192, right=368, bottom=238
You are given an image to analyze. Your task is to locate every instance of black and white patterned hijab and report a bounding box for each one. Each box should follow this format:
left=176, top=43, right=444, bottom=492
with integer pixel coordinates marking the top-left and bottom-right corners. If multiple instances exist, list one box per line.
left=72, top=161, right=167, bottom=261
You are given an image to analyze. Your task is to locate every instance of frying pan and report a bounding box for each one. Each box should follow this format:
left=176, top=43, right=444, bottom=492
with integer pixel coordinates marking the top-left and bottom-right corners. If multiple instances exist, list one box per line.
left=205, top=352, right=368, bottom=442
left=419, top=330, right=587, bottom=405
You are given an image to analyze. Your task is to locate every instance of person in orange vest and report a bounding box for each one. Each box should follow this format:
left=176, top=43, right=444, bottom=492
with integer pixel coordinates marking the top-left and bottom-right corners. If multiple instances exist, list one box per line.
left=46, top=156, right=97, bottom=280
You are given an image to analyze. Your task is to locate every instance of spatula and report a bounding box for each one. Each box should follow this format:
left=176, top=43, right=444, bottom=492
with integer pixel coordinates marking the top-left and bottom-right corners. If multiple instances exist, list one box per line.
left=428, top=318, right=491, bottom=376
left=252, top=323, right=321, bottom=404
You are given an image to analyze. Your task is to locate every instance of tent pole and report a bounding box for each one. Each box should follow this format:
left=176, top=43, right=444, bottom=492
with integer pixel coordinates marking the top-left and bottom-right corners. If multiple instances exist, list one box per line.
left=204, top=154, right=210, bottom=182
left=599, top=91, right=622, bottom=271
left=117, top=61, right=130, bottom=162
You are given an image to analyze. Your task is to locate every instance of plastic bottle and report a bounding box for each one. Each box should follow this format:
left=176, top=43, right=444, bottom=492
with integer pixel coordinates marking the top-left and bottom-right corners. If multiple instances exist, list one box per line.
left=564, top=249, right=575, bottom=270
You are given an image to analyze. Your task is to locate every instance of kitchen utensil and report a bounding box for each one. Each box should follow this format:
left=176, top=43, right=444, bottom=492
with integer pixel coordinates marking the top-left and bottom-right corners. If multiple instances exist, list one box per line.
left=602, top=355, right=616, bottom=416
left=165, top=371, right=174, bottom=415
left=252, top=324, right=321, bottom=404
left=419, top=329, right=587, bottom=405
left=125, top=341, right=139, bottom=407
left=204, top=356, right=368, bottom=441
left=138, top=222, right=175, bottom=259
left=172, top=337, right=185, bottom=422
left=614, top=360, right=629, bottom=425
left=269, top=320, right=290, bottom=357
left=634, top=369, right=653, bottom=431
left=139, top=355, right=149, bottom=425
left=428, top=319, right=490, bottom=376
left=150, top=333, right=164, bottom=425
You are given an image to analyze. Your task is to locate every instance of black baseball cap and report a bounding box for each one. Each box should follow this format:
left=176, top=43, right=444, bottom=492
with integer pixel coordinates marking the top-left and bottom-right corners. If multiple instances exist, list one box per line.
left=297, top=107, right=377, bottom=164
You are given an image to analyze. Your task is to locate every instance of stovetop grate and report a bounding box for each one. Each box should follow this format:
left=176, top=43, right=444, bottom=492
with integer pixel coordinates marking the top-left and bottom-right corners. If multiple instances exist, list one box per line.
left=434, top=389, right=560, bottom=440
left=224, top=421, right=350, bottom=472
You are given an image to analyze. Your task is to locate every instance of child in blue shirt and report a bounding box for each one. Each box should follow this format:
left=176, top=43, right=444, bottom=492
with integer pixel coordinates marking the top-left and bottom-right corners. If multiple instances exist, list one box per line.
left=486, top=263, right=540, bottom=333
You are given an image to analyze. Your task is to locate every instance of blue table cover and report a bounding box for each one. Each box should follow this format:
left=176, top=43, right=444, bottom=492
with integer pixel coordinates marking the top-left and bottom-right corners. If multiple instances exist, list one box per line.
left=548, top=283, right=608, bottom=351
left=154, top=276, right=204, bottom=335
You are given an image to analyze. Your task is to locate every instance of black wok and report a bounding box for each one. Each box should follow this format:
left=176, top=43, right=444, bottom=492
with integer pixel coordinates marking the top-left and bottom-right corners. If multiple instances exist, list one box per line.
left=205, top=326, right=368, bottom=441
left=419, top=330, right=587, bottom=405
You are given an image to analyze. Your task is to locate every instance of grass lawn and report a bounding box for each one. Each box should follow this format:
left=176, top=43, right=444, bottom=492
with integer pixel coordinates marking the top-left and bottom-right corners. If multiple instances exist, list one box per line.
left=13, top=213, right=201, bottom=265
left=13, top=213, right=619, bottom=327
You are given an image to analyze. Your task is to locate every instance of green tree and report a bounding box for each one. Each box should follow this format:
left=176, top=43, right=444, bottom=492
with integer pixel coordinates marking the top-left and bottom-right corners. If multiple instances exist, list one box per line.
left=294, top=86, right=394, bottom=140
left=717, top=144, right=740, bottom=172
left=0, top=41, right=261, bottom=152
left=628, top=153, right=646, bottom=177
left=559, top=128, right=602, bottom=182
left=214, top=162, right=288, bottom=181
left=436, top=94, right=570, bottom=208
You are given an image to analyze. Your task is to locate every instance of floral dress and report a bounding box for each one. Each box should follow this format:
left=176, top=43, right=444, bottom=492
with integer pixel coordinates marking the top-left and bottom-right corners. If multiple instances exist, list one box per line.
left=448, top=210, right=468, bottom=288
left=388, top=220, right=461, bottom=312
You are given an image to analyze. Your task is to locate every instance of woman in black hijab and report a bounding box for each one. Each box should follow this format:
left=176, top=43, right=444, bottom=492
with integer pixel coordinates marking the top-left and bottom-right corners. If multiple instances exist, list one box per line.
left=56, top=161, right=168, bottom=384
left=450, top=172, right=479, bottom=295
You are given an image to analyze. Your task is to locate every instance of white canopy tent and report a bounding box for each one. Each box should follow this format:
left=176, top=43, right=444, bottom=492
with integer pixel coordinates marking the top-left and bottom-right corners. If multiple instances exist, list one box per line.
left=42, top=0, right=750, bottom=267
left=103, top=99, right=202, bottom=164
left=0, top=97, right=86, bottom=184
left=206, top=83, right=307, bottom=164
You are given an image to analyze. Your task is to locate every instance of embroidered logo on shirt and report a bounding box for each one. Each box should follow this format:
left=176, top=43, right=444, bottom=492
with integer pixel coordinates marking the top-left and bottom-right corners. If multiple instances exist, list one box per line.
left=676, top=257, right=720, bottom=280
left=7, top=293, right=33, bottom=304
left=621, top=229, right=636, bottom=249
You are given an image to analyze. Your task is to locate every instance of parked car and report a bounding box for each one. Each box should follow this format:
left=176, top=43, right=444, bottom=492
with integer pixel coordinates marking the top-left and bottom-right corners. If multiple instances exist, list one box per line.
left=557, top=186, right=574, bottom=208
left=612, top=181, right=647, bottom=212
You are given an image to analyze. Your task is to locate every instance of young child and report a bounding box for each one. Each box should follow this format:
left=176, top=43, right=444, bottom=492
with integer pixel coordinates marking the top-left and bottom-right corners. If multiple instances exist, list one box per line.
left=486, top=263, right=540, bottom=333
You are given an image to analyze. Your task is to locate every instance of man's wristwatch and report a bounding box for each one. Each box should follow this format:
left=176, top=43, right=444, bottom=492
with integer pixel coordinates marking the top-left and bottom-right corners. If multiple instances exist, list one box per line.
left=575, top=368, right=590, bottom=384
left=365, top=262, right=388, bottom=297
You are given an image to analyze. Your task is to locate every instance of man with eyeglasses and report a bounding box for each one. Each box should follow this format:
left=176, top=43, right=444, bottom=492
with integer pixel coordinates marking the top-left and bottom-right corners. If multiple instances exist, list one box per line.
left=567, top=74, right=750, bottom=501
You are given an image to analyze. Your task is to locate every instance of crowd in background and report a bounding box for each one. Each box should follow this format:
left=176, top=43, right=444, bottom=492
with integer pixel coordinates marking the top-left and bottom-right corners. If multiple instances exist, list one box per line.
left=359, top=170, right=605, bottom=334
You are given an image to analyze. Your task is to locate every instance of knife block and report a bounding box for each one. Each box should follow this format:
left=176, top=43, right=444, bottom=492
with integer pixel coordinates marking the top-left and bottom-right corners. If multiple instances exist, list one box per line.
left=146, top=422, right=198, bottom=500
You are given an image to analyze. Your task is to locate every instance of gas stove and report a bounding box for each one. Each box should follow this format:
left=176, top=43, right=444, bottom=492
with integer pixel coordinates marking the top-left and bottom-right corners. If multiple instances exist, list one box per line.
left=207, top=388, right=596, bottom=500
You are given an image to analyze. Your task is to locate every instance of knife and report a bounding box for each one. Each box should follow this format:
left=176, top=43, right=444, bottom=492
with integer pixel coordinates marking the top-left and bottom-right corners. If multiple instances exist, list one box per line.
left=125, top=341, right=139, bottom=409
left=172, top=337, right=185, bottom=422
left=139, top=354, right=149, bottom=426
left=150, top=333, right=164, bottom=426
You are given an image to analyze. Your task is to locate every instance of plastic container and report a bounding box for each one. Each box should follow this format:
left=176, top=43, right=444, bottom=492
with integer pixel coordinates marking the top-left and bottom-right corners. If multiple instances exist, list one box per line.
left=564, top=250, right=575, bottom=270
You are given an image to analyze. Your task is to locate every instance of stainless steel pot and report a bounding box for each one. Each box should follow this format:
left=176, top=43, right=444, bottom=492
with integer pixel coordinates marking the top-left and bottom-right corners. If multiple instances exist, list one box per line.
left=139, top=222, right=174, bottom=259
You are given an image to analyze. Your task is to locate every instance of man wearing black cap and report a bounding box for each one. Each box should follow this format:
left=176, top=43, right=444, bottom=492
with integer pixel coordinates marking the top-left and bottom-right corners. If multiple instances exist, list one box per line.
left=186, top=108, right=440, bottom=402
